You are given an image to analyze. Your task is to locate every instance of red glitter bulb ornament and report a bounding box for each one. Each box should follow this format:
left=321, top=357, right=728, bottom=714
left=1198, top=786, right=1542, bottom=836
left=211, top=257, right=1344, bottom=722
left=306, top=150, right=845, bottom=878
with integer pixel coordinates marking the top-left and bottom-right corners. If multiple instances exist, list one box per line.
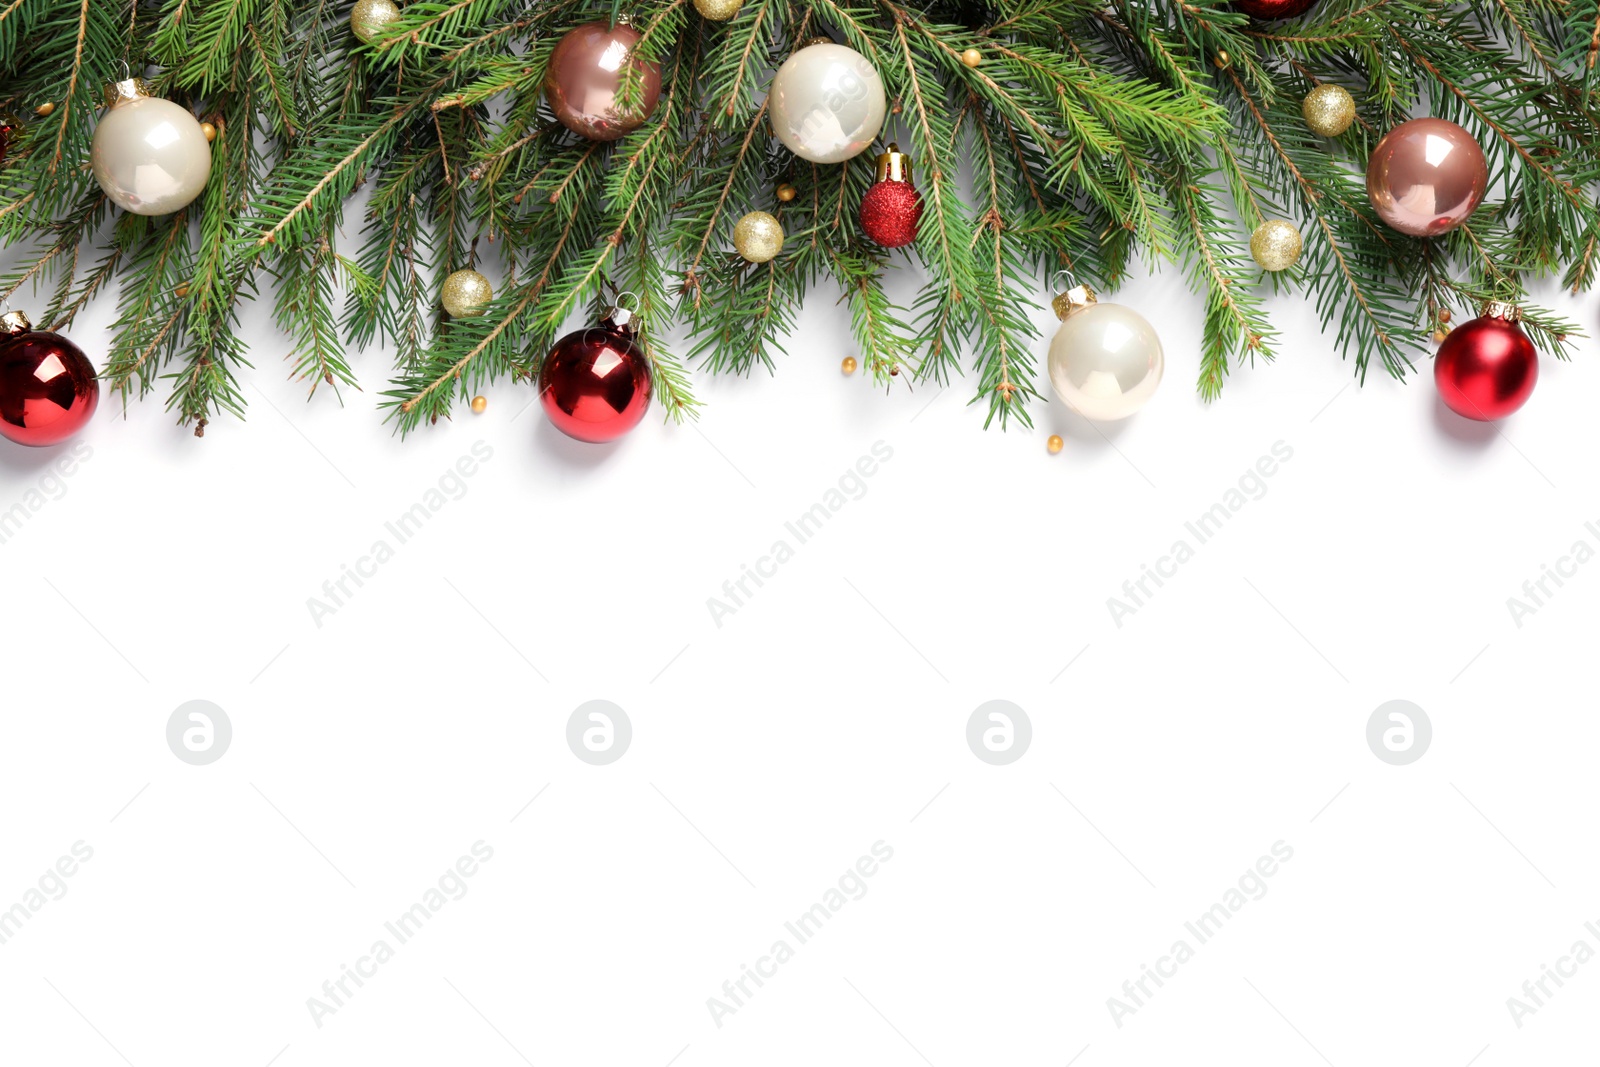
left=538, top=301, right=652, bottom=442
left=1434, top=301, right=1537, bottom=421
left=1231, top=0, right=1318, bottom=17
left=859, top=143, right=923, bottom=249
left=0, top=309, right=99, bottom=447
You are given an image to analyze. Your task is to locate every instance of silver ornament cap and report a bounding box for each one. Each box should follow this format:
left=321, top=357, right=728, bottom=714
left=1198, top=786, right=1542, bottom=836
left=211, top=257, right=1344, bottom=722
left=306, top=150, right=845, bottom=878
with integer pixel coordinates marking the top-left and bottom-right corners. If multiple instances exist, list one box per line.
left=90, top=80, right=211, bottom=216
left=441, top=268, right=493, bottom=317
left=768, top=41, right=886, bottom=163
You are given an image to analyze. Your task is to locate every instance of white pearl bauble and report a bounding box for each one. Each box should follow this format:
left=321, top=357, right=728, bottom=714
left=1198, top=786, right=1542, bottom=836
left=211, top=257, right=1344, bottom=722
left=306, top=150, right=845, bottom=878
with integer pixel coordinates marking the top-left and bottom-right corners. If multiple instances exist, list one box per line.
left=768, top=42, right=886, bottom=164
left=1047, top=302, right=1164, bottom=421
left=91, top=95, right=211, bottom=216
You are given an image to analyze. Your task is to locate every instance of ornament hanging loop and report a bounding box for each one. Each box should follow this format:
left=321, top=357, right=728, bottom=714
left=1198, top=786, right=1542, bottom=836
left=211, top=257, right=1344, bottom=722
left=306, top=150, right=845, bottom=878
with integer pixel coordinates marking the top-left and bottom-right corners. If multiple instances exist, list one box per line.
left=608, top=290, right=639, bottom=329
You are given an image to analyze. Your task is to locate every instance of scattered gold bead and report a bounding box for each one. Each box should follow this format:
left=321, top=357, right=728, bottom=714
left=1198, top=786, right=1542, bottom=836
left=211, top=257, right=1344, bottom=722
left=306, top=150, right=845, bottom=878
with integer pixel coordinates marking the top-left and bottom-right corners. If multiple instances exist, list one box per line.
left=776, top=182, right=797, bottom=202
left=471, top=395, right=487, bottom=413
left=33, top=101, right=54, bottom=117
left=841, top=356, right=857, bottom=376
left=175, top=284, right=190, bottom=297
left=1433, top=329, right=1448, bottom=344
left=1301, top=83, right=1355, bottom=137
left=961, top=48, right=982, bottom=68
left=889, top=365, right=899, bottom=377
left=200, top=122, right=216, bottom=142
left=1047, top=435, right=1064, bottom=455
left=1250, top=219, right=1303, bottom=272
left=1213, top=50, right=1231, bottom=69
left=1438, top=308, right=1452, bottom=324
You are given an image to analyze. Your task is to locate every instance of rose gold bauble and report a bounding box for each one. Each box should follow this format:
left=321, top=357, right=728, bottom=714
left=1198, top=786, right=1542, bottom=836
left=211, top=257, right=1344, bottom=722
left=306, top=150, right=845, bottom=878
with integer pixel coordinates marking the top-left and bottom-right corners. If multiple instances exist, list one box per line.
left=1365, top=117, right=1487, bottom=237
left=543, top=21, right=661, bottom=141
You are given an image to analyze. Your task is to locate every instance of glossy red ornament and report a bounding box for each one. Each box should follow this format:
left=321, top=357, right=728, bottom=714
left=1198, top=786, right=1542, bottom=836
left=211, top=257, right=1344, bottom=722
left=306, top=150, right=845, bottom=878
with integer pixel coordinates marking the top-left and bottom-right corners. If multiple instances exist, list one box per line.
left=1434, top=303, right=1537, bottom=421
left=0, top=121, right=15, bottom=166
left=538, top=305, right=652, bottom=442
left=0, top=310, right=99, bottom=446
left=543, top=21, right=661, bottom=141
left=1231, top=0, right=1318, bottom=17
left=859, top=143, right=922, bottom=249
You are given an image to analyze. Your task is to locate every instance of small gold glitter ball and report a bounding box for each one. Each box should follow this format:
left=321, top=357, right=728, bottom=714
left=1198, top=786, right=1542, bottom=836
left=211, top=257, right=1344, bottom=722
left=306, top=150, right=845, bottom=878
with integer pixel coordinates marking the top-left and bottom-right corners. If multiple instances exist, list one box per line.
left=200, top=121, right=217, bottom=142
left=1250, top=219, right=1303, bottom=272
left=841, top=356, right=857, bottom=375
left=34, top=101, right=55, bottom=117
left=441, top=268, right=493, bottom=317
left=1213, top=50, right=1231, bottom=69
left=1047, top=435, right=1064, bottom=455
left=1302, top=83, right=1355, bottom=137
left=693, top=0, right=743, bottom=20
left=733, top=211, right=784, bottom=263
left=961, top=48, right=982, bottom=68
left=350, top=0, right=401, bottom=43
left=471, top=395, right=488, bottom=413
left=776, top=182, right=797, bottom=202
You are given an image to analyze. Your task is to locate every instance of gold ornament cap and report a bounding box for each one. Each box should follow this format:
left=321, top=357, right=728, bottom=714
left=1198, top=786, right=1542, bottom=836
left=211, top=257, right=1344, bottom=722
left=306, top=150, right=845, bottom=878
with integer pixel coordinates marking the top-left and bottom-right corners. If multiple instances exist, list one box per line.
left=104, top=78, right=150, bottom=109
left=805, top=35, right=833, bottom=47
left=1, top=309, right=31, bottom=334
left=1051, top=283, right=1097, bottom=321
left=874, top=143, right=914, bottom=185
left=1480, top=299, right=1521, bottom=323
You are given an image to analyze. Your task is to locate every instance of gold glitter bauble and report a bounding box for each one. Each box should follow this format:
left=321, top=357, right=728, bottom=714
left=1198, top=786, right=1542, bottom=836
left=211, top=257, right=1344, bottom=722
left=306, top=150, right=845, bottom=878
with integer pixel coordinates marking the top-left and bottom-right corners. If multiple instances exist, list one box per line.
left=351, top=0, right=401, bottom=43
left=733, top=211, right=784, bottom=263
left=1047, top=435, right=1064, bottom=455
left=693, top=0, right=743, bottom=20
left=441, top=268, right=493, bottom=317
left=1250, top=219, right=1303, bottom=272
left=961, top=48, right=982, bottom=68
left=1302, top=83, right=1355, bottom=137
left=841, top=356, right=857, bottom=375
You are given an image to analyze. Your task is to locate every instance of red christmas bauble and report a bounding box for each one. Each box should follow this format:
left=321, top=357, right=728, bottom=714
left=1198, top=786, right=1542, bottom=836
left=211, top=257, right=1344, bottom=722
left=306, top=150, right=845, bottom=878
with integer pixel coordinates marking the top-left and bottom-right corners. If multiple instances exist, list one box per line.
left=0, top=313, right=99, bottom=446
left=538, top=310, right=652, bottom=442
left=1434, top=306, right=1537, bottom=421
left=0, top=122, right=15, bottom=166
left=1232, top=0, right=1318, bottom=17
left=859, top=142, right=924, bottom=249
left=860, top=180, right=922, bottom=248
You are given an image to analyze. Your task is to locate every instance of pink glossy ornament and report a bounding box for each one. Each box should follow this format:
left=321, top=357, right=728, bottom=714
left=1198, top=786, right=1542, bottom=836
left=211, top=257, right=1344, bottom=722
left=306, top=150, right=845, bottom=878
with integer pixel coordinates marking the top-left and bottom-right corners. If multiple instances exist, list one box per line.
left=1232, top=0, right=1317, bottom=17
left=538, top=305, right=652, bottom=442
left=0, top=311, right=99, bottom=447
left=1366, top=117, right=1487, bottom=237
left=543, top=21, right=661, bottom=141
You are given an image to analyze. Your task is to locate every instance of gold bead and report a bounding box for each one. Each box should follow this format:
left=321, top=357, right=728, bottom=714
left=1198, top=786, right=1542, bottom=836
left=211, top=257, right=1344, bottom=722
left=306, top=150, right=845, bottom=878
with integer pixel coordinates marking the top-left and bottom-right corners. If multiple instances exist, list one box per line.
left=1302, top=83, right=1355, bottom=137
left=841, top=356, right=857, bottom=375
left=889, top=365, right=899, bottom=377
left=1047, top=434, right=1064, bottom=455
left=33, top=101, right=54, bottom=117
left=1250, top=219, right=1303, bottom=272
left=175, top=284, right=190, bottom=297
left=693, top=0, right=742, bottom=20
left=1433, top=329, right=1447, bottom=344
left=350, top=0, right=401, bottom=42
left=776, top=182, right=797, bottom=202
left=471, top=395, right=487, bottom=413
left=733, top=210, right=784, bottom=263
left=961, top=48, right=982, bottom=68
left=200, top=121, right=216, bottom=142
left=441, top=268, right=493, bottom=317
left=1213, top=50, right=1231, bottom=69
left=1438, top=308, right=1451, bottom=324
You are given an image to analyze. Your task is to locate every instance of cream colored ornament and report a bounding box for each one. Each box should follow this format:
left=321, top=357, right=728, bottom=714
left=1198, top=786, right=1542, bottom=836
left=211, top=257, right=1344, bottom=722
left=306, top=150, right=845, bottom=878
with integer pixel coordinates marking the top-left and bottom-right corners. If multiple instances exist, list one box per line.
left=733, top=211, right=784, bottom=263
left=1250, top=219, right=1303, bottom=271
left=90, top=79, right=211, bottom=216
left=768, top=41, right=886, bottom=163
left=693, top=0, right=743, bottom=20
left=351, top=0, right=401, bottom=42
left=441, top=268, right=493, bottom=317
left=1302, top=83, right=1355, bottom=137
left=1046, top=280, right=1164, bottom=422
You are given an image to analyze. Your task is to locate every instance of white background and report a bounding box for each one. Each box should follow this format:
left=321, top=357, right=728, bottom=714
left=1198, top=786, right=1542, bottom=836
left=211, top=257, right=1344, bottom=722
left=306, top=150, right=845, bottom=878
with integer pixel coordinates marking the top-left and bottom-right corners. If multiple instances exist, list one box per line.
left=0, top=243, right=1596, bottom=1067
